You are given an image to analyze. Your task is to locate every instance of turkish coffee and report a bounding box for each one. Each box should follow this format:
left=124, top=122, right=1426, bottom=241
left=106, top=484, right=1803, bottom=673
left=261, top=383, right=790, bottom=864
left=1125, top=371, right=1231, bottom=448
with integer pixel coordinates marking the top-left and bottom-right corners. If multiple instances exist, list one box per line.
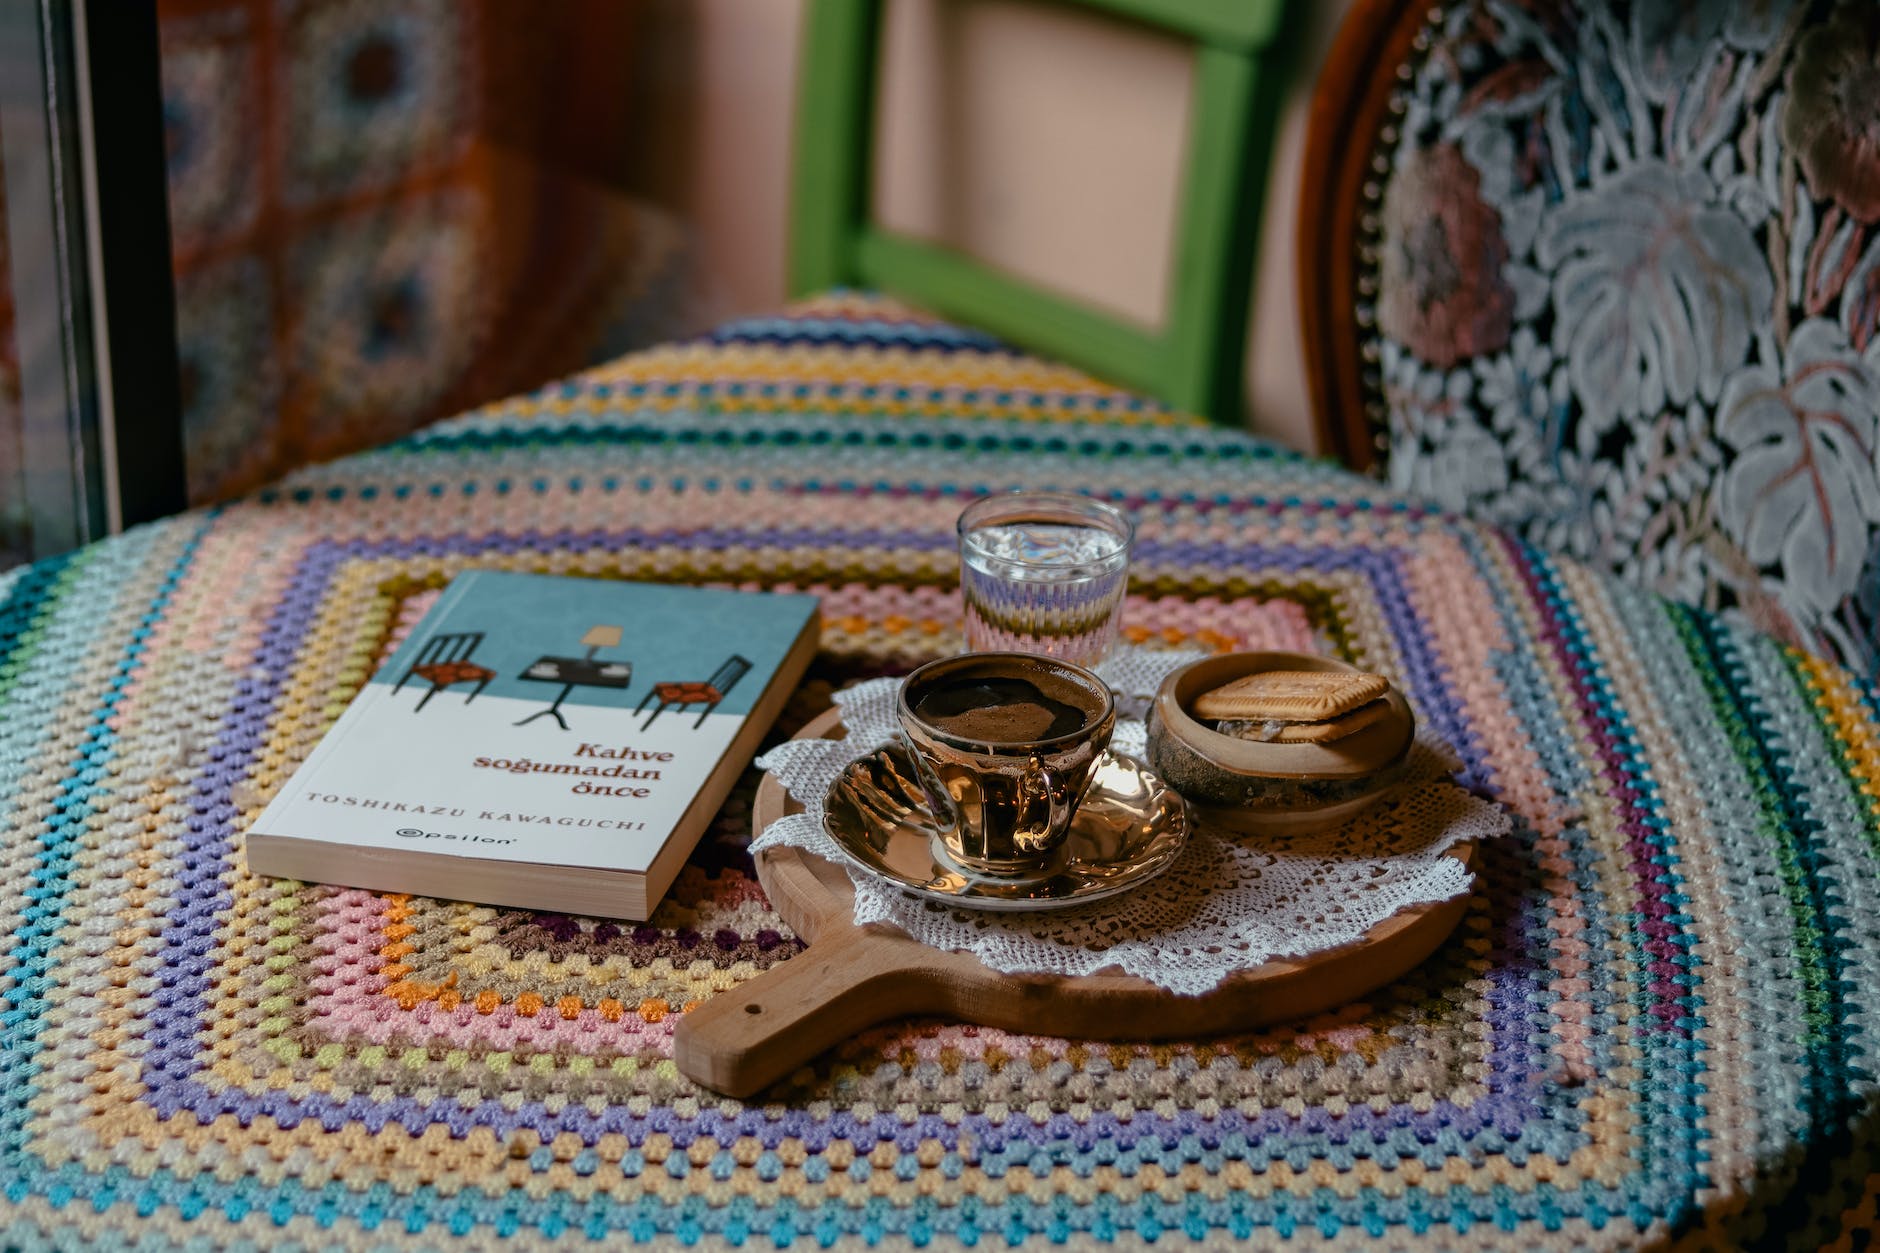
left=897, top=653, right=1116, bottom=876
left=910, top=670, right=1097, bottom=743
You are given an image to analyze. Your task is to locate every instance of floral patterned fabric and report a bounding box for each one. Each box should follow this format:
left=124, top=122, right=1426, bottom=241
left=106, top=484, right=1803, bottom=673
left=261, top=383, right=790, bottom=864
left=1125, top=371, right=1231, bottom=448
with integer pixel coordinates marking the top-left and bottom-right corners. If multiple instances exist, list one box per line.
left=1367, top=0, right=1880, bottom=673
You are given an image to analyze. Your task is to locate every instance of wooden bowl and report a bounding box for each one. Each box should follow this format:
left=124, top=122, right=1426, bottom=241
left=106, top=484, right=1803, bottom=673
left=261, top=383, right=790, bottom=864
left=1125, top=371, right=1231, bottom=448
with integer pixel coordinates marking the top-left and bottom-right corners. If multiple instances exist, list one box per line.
left=1145, top=652, right=1414, bottom=834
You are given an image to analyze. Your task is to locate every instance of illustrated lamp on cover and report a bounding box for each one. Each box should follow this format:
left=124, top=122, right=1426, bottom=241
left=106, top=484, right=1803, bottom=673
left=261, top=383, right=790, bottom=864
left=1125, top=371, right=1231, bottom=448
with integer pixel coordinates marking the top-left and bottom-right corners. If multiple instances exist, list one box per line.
left=581, top=625, right=623, bottom=660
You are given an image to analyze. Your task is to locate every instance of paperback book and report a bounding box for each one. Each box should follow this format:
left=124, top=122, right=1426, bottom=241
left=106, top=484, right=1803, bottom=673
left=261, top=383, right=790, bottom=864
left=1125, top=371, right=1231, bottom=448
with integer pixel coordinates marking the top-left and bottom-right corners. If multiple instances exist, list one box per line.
left=247, top=571, right=820, bottom=918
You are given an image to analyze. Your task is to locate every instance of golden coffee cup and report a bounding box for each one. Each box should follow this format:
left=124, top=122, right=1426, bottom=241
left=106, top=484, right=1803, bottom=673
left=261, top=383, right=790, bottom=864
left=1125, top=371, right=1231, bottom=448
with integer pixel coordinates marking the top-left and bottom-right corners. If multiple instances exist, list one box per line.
left=897, top=652, right=1116, bottom=877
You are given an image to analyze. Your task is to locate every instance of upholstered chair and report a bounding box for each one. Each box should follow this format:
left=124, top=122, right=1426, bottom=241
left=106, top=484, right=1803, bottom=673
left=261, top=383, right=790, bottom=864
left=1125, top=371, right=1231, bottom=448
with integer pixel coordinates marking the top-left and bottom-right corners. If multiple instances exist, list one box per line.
left=1303, top=0, right=1880, bottom=673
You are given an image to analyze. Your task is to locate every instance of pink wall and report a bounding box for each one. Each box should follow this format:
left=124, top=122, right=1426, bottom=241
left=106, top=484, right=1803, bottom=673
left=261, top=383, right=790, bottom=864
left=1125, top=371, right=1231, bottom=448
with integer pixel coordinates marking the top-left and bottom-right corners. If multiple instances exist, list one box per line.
left=632, top=0, right=1351, bottom=453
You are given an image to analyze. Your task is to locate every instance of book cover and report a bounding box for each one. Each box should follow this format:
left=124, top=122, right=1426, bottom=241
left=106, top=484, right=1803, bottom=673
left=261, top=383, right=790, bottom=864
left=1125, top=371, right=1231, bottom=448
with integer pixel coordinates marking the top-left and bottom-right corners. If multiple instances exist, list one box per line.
left=247, top=571, right=820, bottom=917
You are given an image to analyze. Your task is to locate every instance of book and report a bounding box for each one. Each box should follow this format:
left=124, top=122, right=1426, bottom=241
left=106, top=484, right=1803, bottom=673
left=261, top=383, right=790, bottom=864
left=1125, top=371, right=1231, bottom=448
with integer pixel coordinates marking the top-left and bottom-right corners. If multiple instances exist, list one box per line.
left=246, top=571, right=821, bottom=919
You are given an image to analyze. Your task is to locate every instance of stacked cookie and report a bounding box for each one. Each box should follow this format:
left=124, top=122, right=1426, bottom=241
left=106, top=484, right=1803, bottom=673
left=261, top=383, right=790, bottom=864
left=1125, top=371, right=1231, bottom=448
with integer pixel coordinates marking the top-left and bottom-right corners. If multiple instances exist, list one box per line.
left=1194, top=670, right=1390, bottom=744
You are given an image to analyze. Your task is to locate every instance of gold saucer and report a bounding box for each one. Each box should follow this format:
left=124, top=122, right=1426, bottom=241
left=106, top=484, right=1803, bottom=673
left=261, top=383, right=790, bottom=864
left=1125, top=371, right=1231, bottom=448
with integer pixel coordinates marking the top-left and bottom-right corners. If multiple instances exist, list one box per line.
left=823, top=744, right=1188, bottom=912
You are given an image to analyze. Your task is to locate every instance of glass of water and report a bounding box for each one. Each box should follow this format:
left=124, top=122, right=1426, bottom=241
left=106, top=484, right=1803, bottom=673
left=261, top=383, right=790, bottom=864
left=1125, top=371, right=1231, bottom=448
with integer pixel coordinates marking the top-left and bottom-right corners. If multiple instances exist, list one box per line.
left=958, top=491, right=1134, bottom=668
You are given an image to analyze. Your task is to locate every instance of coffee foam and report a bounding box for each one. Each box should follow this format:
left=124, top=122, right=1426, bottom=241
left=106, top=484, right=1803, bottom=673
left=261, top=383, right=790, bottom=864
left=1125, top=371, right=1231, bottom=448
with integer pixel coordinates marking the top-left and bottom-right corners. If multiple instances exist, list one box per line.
left=924, top=699, right=1063, bottom=743
left=909, top=662, right=1103, bottom=745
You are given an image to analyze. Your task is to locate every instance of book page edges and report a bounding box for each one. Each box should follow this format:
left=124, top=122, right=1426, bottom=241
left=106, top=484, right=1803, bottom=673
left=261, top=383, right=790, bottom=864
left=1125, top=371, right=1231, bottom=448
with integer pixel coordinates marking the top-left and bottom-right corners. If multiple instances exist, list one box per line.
left=242, top=838, right=649, bottom=918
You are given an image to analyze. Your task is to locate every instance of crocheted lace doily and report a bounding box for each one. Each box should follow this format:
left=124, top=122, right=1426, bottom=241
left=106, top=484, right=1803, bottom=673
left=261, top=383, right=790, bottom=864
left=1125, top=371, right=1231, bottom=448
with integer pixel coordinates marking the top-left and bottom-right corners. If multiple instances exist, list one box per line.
left=752, top=648, right=1510, bottom=996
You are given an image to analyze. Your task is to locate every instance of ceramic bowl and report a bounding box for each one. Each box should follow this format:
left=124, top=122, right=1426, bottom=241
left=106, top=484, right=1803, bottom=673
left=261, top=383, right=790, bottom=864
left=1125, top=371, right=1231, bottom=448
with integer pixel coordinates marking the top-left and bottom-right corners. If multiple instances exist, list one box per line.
left=1145, top=651, right=1415, bottom=834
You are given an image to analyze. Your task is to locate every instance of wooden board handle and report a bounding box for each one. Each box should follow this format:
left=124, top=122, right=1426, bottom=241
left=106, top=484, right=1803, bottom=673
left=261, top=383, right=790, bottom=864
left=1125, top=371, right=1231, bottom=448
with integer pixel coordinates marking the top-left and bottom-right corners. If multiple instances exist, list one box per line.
left=674, top=927, right=948, bottom=1097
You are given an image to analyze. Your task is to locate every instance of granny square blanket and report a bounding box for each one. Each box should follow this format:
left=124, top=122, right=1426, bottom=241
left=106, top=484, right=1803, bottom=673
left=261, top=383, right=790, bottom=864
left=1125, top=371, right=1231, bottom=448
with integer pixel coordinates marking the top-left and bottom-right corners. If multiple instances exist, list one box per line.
left=4, top=294, right=1880, bottom=1250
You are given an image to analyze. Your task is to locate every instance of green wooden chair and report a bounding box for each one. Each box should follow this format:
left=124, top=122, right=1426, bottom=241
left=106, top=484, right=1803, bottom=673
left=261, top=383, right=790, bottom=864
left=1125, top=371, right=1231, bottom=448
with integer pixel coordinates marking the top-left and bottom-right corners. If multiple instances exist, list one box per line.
left=788, top=0, right=1291, bottom=426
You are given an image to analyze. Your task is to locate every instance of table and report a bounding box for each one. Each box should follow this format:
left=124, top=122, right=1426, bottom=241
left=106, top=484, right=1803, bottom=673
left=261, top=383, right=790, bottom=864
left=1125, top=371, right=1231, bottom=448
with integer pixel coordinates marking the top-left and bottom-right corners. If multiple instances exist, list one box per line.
left=513, top=656, right=634, bottom=729
left=3, top=293, right=1877, bottom=1250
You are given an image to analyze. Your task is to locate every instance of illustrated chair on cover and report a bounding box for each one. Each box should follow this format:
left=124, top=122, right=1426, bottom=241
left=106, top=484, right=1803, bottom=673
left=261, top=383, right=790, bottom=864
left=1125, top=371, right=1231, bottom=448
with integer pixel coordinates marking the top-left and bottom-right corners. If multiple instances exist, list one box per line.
left=394, top=632, right=497, bottom=712
left=637, top=655, right=753, bottom=729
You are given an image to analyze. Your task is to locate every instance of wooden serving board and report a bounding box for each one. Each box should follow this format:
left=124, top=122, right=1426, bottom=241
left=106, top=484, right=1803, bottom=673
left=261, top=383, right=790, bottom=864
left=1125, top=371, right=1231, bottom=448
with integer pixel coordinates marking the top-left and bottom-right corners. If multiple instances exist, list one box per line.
left=672, top=708, right=1474, bottom=1097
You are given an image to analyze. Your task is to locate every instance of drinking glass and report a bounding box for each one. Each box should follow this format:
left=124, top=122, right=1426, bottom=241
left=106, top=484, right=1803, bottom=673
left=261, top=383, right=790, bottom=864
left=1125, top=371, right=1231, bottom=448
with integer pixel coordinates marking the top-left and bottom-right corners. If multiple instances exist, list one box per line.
left=957, top=491, right=1133, bottom=668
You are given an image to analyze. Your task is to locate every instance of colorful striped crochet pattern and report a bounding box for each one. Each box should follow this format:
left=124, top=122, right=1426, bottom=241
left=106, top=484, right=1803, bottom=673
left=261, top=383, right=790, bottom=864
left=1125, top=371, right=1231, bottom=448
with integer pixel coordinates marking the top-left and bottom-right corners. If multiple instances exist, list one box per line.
left=3, top=293, right=1879, bottom=1250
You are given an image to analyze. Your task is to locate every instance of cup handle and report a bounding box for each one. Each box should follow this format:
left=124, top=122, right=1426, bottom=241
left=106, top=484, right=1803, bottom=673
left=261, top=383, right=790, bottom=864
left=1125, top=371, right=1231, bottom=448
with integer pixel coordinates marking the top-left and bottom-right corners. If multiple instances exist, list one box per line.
left=1019, top=754, right=1069, bottom=851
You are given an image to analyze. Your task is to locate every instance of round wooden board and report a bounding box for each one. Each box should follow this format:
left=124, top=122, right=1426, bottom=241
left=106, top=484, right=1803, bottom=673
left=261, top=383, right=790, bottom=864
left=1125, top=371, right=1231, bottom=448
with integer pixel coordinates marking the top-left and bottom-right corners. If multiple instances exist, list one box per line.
left=673, top=708, right=1474, bottom=1097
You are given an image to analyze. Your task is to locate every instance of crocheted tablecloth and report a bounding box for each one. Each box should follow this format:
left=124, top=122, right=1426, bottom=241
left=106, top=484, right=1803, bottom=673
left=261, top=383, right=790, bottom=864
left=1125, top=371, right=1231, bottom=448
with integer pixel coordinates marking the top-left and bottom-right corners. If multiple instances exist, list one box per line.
left=4, top=294, right=1878, bottom=1250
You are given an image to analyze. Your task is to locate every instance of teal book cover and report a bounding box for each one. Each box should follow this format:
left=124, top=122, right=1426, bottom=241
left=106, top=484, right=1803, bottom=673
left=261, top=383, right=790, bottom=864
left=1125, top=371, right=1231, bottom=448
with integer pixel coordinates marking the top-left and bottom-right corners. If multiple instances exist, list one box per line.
left=248, top=572, right=820, bottom=912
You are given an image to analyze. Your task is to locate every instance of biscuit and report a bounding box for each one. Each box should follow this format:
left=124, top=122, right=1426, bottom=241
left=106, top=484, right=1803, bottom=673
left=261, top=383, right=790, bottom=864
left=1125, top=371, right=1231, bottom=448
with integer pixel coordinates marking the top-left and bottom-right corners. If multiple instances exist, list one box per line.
left=1192, top=669, right=1389, bottom=721
left=1216, top=699, right=1390, bottom=744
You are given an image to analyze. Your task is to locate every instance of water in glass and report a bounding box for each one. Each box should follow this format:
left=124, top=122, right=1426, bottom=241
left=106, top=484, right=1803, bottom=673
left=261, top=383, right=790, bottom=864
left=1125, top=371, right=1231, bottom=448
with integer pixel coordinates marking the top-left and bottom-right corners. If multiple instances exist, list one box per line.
left=960, top=505, right=1131, bottom=667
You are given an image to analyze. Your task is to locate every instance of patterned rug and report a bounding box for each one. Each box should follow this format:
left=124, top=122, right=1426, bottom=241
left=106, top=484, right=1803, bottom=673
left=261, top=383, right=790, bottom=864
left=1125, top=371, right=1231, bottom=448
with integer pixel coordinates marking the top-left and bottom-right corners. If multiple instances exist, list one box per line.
left=3, top=294, right=1878, bottom=1249
left=157, top=0, right=689, bottom=504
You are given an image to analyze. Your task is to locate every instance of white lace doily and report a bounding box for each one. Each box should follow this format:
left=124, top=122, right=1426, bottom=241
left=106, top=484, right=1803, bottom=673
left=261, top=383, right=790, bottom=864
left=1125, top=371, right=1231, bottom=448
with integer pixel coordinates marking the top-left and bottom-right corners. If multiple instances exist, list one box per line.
left=752, top=648, right=1510, bottom=996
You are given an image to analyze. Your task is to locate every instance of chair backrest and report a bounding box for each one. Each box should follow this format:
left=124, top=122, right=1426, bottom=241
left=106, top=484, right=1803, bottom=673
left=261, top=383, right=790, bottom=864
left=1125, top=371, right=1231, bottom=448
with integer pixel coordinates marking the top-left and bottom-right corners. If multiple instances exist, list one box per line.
left=416, top=632, right=483, bottom=667
left=711, top=654, right=753, bottom=696
left=790, top=0, right=1291, bottom=425
left=1299, top=0, right=1880, bottom=675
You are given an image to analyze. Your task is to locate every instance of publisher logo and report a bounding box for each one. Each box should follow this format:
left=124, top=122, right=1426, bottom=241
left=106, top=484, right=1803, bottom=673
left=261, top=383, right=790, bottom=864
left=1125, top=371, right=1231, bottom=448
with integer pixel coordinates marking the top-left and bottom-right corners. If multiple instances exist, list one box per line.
left=391, top=826, right=518, bottom=846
